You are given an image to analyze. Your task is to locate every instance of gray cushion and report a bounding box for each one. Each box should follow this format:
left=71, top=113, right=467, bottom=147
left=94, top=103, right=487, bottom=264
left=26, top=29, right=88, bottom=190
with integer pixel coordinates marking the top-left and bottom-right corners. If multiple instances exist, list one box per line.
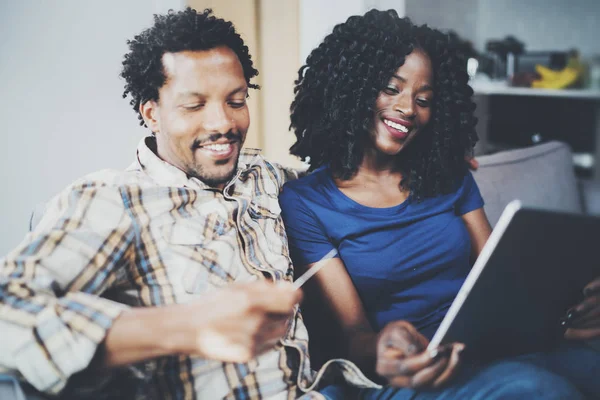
left=580, top=179, right=600, bottom=215
left=472, top=141, right=583, bottom=227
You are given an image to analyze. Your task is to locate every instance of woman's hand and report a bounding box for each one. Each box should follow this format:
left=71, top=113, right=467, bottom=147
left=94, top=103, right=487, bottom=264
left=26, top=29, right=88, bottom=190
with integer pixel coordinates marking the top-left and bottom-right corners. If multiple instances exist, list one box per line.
left=466, top=156, right=479, bottom=171
left=375, top=321, right=464, bottom=389
left=564, top=276, right=600, bottom=340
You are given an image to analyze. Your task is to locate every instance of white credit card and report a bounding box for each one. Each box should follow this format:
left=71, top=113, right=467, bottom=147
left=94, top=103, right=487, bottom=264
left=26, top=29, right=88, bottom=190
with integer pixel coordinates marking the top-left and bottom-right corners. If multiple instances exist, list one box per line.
left=292, top=248, right=338, bottom=290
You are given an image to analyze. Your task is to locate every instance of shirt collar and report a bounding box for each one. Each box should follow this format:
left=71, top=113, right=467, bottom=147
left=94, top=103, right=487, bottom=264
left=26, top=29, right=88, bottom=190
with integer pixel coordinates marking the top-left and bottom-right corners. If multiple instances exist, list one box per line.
left=132, top=136, right=263, bottom=189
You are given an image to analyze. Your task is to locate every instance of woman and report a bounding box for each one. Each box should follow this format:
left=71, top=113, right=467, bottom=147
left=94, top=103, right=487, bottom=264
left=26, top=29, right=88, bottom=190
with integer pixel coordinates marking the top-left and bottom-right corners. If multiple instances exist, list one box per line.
left=279, top=9, right=600, bottom=399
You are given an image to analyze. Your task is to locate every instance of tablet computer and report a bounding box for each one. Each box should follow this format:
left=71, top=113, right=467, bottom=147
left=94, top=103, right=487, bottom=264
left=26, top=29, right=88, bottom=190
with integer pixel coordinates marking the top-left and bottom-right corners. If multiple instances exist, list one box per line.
left=428, top=200, right=600, bottom=361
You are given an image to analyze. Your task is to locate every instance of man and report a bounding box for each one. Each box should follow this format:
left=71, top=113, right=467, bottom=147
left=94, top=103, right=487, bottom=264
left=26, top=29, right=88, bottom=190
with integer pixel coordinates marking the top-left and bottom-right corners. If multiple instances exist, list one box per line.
left=0, top=8, right=373, bottom=399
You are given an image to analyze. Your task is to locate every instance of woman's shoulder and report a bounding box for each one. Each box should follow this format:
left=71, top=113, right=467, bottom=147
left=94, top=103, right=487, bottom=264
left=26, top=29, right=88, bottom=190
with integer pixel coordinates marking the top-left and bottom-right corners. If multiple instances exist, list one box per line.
left=440, top=170, right=476, bottom=196
left=416, top=171, right=478, bottom=206
left=450, top=170, right=484, bottom=213
left=457, top=170, right=478, bottom=193
left=282, top=165, right=331, bottom=195
left=455, top=169, right=476, bottom=186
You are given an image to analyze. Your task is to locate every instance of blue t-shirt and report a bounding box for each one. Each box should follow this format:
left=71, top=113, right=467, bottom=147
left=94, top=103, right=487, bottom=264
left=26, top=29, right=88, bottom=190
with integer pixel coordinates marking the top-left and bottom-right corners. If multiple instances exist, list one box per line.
left=279, top=166, right=484, bottom=339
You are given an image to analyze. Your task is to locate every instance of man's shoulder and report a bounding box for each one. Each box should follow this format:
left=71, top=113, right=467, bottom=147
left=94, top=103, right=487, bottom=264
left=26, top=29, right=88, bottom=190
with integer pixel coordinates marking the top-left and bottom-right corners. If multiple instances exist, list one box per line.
left=65, top=168, right=149, bottom=192
left=245, top=151, right=308, bottom=189
left=32, top=169, right=146, bottom=232
left=46, top=168, right=156, bottom=210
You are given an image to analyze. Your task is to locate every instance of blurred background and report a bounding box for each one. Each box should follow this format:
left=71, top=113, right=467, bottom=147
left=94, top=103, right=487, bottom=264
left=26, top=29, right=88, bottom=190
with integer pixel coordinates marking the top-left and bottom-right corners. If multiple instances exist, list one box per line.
left=1, top=0, right=599, bottom=255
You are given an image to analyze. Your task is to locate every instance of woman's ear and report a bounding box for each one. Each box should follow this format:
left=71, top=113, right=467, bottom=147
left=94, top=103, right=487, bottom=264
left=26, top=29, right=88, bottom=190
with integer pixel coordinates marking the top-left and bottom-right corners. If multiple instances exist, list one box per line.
left=140, top=100, right=160, bottom=133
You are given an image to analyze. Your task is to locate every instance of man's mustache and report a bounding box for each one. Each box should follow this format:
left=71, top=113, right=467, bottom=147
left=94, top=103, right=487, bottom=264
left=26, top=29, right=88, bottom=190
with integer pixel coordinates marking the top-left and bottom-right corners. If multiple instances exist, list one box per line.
left=192, top=131, right=241, bottom=148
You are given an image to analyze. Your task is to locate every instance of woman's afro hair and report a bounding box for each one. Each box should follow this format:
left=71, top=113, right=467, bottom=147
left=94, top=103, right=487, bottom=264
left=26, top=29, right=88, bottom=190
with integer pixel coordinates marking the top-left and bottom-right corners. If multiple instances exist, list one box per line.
left=289, top=9, right=478, bottom=199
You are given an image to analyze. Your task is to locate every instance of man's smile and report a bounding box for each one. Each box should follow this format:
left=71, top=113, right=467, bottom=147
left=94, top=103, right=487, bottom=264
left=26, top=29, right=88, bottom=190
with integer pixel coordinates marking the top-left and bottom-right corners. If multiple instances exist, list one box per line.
left=195, top=140, right=238, bottom=160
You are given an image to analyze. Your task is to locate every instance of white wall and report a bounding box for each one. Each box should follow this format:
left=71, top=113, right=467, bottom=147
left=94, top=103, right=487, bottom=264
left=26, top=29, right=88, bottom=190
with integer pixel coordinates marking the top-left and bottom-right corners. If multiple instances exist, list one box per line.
left=406, top=0, right=600, bottom=57
left=0, top=0, right=184, bottom=255
left=299, top=0, right=405, bottom=64
left=475, top=0, right=600, bottom=56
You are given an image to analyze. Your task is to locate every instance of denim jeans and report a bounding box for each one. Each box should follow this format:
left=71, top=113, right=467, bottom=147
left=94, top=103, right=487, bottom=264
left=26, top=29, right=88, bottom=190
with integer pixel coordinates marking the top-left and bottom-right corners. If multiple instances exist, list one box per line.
left=320, top=341, right=600, bottom=400
left=0, top=375, right=47, bottom=400
left=0, top=375, right=27, bottom=400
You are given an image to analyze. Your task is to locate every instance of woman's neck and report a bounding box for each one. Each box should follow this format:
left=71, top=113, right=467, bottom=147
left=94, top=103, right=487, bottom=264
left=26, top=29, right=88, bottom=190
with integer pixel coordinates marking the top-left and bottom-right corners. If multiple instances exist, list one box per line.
left=335, top=151, right=408, bottom=203
left=333, top=150, right=410, bottom=209
left=352, top=148, right=403, bottom=184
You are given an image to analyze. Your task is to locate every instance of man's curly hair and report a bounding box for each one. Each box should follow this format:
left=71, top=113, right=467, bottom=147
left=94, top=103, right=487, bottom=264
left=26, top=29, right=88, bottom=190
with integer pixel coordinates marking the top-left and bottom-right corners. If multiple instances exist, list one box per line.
left=289, top=9, right=477, bottom=200
left=121, top=7, right=259, bottom=126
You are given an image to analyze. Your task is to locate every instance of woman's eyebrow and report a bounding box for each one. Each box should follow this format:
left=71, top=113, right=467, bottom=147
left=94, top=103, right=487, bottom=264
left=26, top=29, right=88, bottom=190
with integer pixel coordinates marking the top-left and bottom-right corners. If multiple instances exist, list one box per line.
left=391, top=75, right=433, bottom=92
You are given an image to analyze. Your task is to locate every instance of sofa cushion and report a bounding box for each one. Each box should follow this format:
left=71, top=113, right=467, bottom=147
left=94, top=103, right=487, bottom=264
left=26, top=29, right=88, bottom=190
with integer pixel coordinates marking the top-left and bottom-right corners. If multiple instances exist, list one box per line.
left=472, top=141, right=583, bottom=227
left=580, top=179, right=600, bottom=215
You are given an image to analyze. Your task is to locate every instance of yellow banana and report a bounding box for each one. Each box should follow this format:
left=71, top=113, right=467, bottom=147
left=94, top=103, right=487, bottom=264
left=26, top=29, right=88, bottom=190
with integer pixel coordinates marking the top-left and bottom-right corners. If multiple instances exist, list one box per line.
left=535, top=64, right=564, bottom=81
left=531, top=67, right=580, bottom=89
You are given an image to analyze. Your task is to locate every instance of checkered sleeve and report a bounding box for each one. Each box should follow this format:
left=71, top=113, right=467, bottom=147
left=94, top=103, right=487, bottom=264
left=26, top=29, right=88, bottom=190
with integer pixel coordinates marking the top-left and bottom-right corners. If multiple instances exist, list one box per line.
left=0, top=180, right=134, bottom=394
left=264, top=160, right=306, bottom=191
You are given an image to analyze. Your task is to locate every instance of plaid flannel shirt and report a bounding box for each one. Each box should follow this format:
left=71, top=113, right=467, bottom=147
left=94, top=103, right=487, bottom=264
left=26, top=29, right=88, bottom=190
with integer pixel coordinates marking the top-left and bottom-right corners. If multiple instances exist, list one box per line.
left=0, top=137, right=377, bottom=399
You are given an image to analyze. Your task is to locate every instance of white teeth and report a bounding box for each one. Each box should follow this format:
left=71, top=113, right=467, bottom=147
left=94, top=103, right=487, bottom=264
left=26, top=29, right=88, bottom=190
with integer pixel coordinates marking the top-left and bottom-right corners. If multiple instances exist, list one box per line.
left=203, top=143, right=231, bottom=152
left=384, top=119, right=409, bottom=133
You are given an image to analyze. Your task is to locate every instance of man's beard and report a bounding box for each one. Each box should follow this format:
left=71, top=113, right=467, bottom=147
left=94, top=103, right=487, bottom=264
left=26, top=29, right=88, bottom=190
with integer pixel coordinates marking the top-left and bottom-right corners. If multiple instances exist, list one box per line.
left=188, top=131, right=242, bottom=187
left=189, top=157, right=240, bottom=188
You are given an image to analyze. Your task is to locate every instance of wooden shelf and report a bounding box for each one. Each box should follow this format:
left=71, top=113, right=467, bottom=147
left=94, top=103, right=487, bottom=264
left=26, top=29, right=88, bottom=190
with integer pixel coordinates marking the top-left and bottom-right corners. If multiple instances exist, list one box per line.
left=471, top=80, right=600, bottom=100
left=472, top=81, right=600, bottom=180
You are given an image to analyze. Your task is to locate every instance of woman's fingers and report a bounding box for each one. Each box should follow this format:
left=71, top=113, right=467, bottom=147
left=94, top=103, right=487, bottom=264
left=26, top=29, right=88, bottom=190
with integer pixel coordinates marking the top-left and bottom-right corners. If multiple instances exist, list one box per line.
left=583, top=277, right=600, bottom=297
left=378, top=321, right=427, bottom=356
left=563, top=294, right=600, bottom=340
left=379, top=343, right=463, bottom=389
left=378, top=348, right=438, bottom=378
left=432, top=343, right=465, bottom=388
left=409, top=354, right=450, bottom=389
left=565, top=326, right=600, bottom=340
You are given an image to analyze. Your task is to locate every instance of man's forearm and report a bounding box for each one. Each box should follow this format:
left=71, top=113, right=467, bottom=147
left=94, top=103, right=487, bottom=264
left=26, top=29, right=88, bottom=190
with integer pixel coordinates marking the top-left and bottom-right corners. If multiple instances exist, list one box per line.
left=100, top=281, right=301, bottom=368
left=102, top=306, right=187, bottom=367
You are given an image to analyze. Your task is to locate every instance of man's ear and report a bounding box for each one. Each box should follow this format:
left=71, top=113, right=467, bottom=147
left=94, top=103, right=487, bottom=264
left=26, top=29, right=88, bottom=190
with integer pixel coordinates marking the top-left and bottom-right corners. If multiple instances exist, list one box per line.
left=140, top=100, right=160, bottom=133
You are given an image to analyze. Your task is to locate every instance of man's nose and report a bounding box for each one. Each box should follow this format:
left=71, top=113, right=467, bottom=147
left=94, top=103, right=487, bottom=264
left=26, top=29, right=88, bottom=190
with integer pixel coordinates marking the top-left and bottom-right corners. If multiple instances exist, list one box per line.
left=203, top=103, right=235, bottom=133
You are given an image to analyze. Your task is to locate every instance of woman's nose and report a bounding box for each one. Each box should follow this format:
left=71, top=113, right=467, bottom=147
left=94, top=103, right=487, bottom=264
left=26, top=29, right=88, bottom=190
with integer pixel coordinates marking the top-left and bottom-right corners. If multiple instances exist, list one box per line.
left=393, top=96, right=415, bottom=118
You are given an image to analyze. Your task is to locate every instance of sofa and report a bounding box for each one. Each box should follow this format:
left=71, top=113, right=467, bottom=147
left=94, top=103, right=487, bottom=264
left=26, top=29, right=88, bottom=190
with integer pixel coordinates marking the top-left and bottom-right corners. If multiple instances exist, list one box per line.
left=471, top=140, right=600, bottom=227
